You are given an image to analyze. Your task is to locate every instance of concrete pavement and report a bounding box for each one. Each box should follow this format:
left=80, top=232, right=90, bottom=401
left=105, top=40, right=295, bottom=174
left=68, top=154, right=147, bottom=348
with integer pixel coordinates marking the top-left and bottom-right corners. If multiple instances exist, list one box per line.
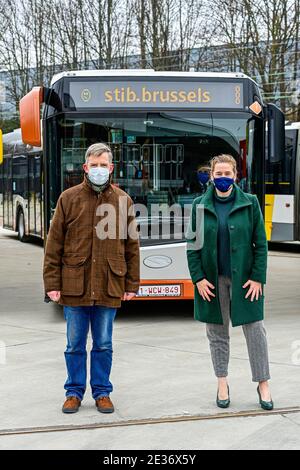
left=0, top=227, right=299, bottom=449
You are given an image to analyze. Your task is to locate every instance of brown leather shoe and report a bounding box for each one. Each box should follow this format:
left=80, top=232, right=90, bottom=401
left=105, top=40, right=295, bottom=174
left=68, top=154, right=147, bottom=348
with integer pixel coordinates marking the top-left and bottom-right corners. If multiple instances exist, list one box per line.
left=62, top=396, right=81, bottom=413
left=95, top=396, right=114, bottom=413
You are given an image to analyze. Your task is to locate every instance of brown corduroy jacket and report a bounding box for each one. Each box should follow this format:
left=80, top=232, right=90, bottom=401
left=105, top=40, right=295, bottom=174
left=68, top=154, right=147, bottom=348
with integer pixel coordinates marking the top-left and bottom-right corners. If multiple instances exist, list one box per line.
left=43, top=177, right=140, bottom=308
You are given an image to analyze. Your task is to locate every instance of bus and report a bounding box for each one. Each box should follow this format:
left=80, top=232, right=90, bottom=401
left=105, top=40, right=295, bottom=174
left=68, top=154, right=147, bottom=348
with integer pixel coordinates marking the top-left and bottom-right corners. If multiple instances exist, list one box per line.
left=265, top=121, right=300, bottom=242
left=0, top=70, right=285, bottom=300
left=0, top=129, right=43, bottom=240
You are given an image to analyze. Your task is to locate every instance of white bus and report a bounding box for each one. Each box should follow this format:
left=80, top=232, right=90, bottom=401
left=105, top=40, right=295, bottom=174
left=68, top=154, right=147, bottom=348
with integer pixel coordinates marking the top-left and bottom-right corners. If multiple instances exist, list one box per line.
left=265, top=121, right=300, bottom=242
left=1, top=70, right=284, bottom=300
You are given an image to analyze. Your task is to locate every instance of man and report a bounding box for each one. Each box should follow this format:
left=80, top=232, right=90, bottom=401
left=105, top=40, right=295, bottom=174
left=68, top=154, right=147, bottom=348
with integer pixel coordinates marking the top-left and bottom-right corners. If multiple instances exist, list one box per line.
left=43, top=143, right=140, bottom=414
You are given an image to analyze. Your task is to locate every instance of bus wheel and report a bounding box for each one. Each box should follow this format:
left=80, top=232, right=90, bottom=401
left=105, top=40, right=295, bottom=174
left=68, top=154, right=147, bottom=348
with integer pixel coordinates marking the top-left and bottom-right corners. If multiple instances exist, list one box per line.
left=17, top=210, right=29, bottom=242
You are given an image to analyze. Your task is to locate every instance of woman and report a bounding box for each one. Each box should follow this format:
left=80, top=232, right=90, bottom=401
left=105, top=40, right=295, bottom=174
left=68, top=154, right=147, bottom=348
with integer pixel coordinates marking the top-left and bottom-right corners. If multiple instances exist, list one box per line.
left=196, top=165, right=211, bottom=194
left=186, top=154, right=273, bottom=410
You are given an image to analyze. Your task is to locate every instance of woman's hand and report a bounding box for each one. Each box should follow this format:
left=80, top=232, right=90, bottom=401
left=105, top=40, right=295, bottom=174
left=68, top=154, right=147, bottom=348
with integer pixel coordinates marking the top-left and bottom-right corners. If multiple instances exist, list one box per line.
left=242, top=280, right=263, bottom=301
left=196, top=279, right=215, bottom=302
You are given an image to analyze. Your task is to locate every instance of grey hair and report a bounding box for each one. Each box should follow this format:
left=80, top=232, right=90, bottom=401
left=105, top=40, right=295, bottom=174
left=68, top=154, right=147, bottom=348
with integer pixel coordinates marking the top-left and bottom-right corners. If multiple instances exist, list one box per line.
left=85, top=143, right=113, bottom=163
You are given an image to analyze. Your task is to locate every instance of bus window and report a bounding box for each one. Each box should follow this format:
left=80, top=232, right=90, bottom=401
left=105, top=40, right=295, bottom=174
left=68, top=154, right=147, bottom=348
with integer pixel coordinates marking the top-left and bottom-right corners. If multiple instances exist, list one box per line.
left=55, top=113, right=214, bottom=210
left=212, top=113, right=264, bottom=198
left=47, top=112, right=265, bottom=244
left=265, top=129, right=297, bottom=195
left=56, top=113, right=263, bottom=203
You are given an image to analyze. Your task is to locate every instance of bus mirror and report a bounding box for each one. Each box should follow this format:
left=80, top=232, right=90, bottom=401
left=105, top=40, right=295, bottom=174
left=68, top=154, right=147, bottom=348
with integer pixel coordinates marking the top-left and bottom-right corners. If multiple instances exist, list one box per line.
left=19, top=87, right=44, bottom=147
left=0, top=129, right=3, bottom=165
left=267, top=103, right=285, bottom=163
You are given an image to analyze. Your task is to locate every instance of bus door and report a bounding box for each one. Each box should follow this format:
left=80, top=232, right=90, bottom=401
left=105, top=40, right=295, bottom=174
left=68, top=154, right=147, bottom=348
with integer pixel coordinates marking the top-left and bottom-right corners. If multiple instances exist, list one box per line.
left=3, top=155, right=12, bottom=228
left=28, top=154, right=42, bottom=237
left=35, top=155, right=42, bottom=237
left=12, top=153, right=28, bottom=233
left=28, top=156, right=36, bottom=234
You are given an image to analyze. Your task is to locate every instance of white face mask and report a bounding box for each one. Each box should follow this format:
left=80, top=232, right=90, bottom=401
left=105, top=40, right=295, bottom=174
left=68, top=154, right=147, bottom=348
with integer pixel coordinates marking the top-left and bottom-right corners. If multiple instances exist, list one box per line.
left=88, top=167, right=110, bottom=185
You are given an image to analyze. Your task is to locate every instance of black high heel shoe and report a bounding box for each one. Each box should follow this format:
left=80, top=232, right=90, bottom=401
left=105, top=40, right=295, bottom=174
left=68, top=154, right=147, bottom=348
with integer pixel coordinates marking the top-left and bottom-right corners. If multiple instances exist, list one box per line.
left=216, top=385, right=230, bottom=408
left=257, top=385, right=274, bottom=411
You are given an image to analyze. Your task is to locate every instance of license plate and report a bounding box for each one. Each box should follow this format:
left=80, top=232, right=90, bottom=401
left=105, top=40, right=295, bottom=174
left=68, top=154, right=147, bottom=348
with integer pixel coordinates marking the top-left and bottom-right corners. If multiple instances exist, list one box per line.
left=137, top=284, right=181, bottom=297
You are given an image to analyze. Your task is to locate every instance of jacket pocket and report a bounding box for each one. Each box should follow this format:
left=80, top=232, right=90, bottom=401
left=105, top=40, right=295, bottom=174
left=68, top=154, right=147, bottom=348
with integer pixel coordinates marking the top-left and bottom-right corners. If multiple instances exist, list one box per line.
left=107, top=257, right=127, bottom=298
left=62, top=255, right=86, bottom=296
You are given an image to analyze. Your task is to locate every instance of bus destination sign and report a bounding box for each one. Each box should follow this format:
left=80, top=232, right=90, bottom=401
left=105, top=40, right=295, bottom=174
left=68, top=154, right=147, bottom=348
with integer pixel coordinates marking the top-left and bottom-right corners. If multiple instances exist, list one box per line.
left=69, top=80, right=244, bottom=109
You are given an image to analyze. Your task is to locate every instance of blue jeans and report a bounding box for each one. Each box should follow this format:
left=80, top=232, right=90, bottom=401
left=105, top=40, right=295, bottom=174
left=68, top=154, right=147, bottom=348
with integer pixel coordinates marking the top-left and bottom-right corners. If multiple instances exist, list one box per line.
left=63, top=305, right=117, bottom=401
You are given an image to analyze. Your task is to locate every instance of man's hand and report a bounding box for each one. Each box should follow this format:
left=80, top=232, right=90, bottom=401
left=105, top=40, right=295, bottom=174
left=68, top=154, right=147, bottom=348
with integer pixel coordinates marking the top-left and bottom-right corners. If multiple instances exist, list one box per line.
left=122, top=292, right=136, bottom=301
left=242, top=280, right=262, bottom=301
left=47, top=291, right=61, bottom=302
left=196, top=279, right=215, bottom=302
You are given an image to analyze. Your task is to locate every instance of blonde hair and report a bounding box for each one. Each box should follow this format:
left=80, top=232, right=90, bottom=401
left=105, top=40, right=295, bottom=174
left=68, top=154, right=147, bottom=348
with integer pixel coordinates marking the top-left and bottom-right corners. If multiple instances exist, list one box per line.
left=209, top=154, right=237, bottom=174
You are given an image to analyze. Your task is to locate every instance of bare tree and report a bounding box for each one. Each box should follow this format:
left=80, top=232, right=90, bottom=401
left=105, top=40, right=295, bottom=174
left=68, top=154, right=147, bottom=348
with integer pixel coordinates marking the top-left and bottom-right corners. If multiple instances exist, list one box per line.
left=83, top=0, right=124, bottom=68
left=0, top=0, right=299, bottom=121
left=134, top=0, right=149, bottom=68
left=50, top=0, right=85, bottom=69
left=213, top=0, right=300, bottom=118
left=0, top=0, right=31, bottom=104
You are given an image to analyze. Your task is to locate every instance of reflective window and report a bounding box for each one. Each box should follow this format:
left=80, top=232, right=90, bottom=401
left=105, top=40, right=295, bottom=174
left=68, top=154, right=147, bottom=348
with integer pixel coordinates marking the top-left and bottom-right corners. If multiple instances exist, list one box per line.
left=58, top=112, right=263, bottom=199
left=265, top=129, right=297, bottom=195
left=50, top=112, right=264, bottom=243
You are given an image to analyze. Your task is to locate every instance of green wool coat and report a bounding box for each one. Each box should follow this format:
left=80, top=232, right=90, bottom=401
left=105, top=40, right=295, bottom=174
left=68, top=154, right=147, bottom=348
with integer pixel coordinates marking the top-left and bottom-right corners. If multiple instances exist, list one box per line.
left=186, top=183, right=268, bottom=327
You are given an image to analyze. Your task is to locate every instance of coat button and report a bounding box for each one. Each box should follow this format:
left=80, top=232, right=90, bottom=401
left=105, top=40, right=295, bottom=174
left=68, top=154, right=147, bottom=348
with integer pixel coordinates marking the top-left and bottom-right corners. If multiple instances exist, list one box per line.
left=233, top=268, right=237, bottom=273
left=93, top=259, right=96, bottom=262
left=230, top=225, right=235, bottom=229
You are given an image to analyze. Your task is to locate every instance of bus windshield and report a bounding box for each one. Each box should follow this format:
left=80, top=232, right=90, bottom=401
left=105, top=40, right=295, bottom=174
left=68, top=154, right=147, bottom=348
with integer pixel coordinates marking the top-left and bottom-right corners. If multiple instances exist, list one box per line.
left=47, top=111, right=264, bottom=243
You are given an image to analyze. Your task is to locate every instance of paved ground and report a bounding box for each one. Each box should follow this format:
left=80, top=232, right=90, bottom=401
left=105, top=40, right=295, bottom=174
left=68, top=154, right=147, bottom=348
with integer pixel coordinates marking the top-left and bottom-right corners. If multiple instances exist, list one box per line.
left=0, top=227, right=299, bottom=450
